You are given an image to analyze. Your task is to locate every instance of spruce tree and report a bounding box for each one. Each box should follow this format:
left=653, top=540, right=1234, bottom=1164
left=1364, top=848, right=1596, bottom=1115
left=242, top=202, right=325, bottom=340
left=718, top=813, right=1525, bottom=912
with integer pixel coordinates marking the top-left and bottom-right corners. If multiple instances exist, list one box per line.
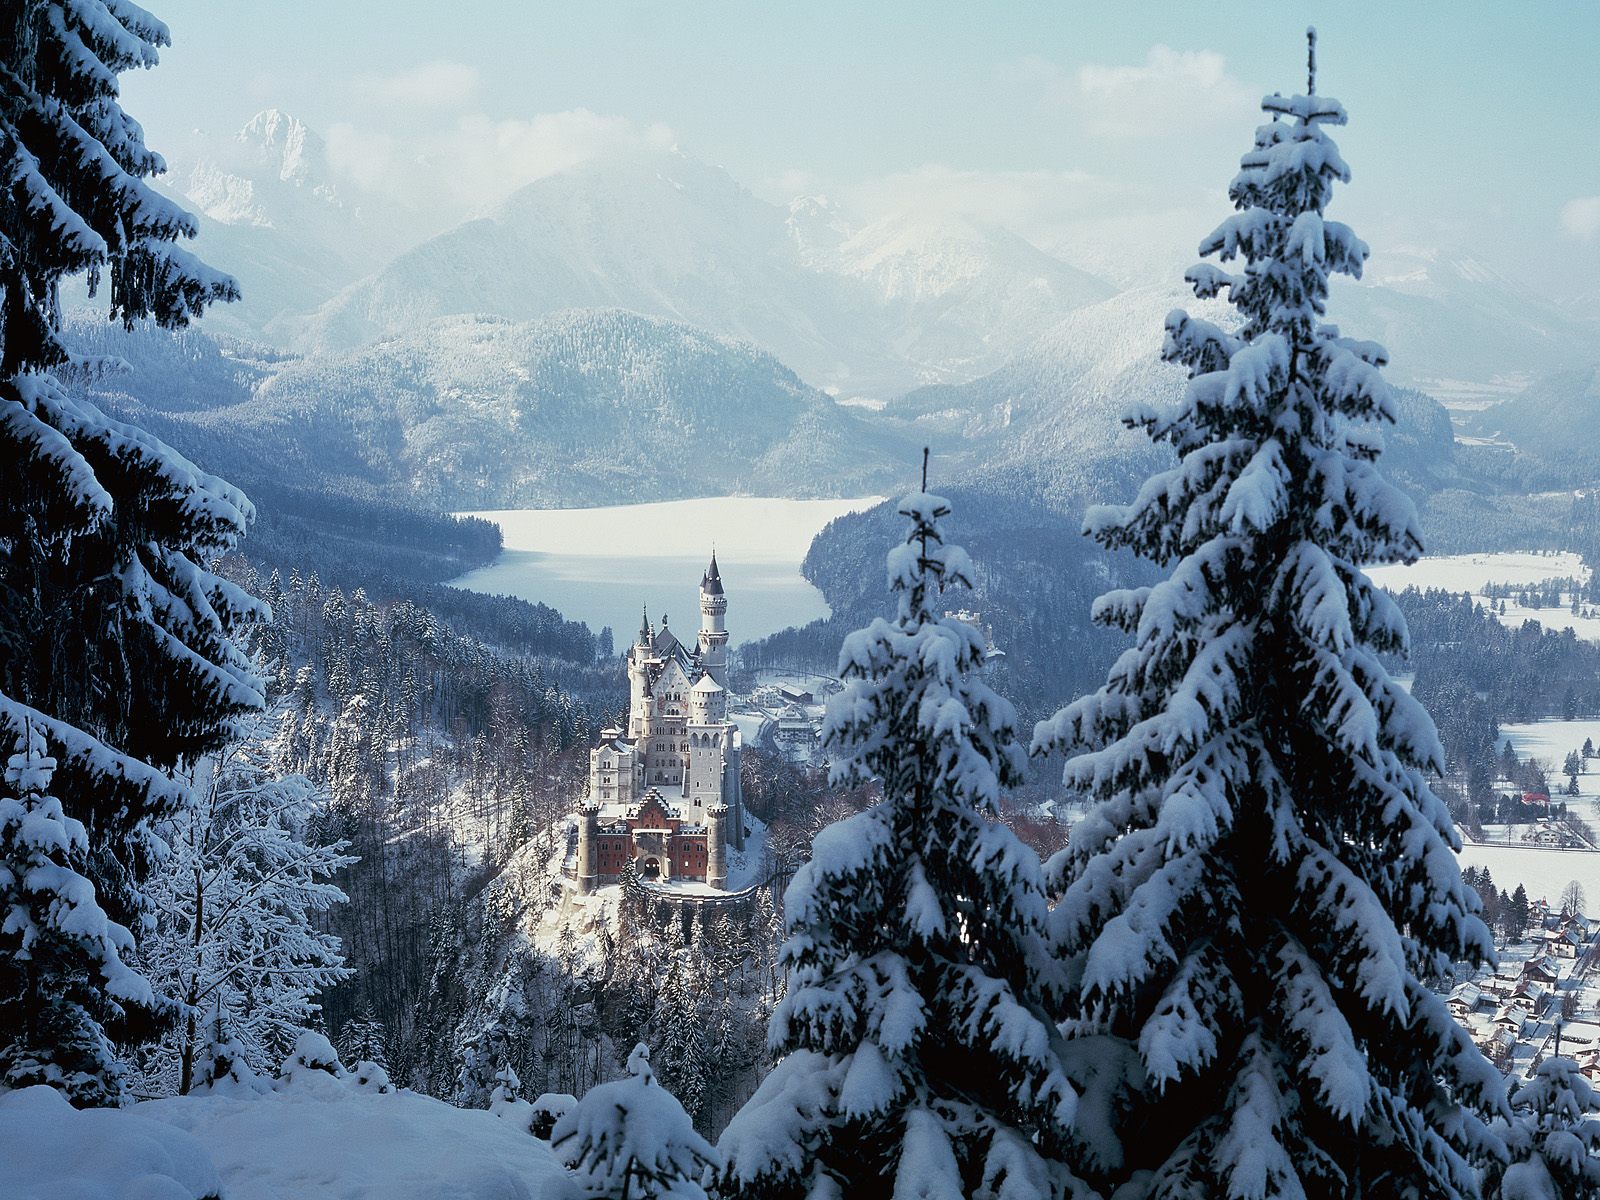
left=1496, top=1057, right=1600, bottom=1200
left=0, top=0, right=254, bottom=1099
left=1032, top=32, right=1506, bottom=1199
left=719, top=484, right=1084, bottom=1199
left=0, top=729, right=151, bottom=1102
left=554, top=1042, right=719, bottom=1200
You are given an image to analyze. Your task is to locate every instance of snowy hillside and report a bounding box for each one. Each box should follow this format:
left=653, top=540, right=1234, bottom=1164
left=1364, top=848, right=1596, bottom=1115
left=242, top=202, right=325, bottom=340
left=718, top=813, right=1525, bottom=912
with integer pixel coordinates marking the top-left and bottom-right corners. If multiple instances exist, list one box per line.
left=181, top=309, right=915, bottom=508
left=886, top=283, right=1460, bottom=512
left=1332, top=248, right=1597, bottom=407
left=1467, top=365, right=1600, bottom=479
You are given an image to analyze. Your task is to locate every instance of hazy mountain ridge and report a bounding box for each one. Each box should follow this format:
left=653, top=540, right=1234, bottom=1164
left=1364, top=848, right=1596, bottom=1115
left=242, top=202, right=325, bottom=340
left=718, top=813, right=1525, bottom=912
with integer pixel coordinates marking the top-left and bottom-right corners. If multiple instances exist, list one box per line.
left=152, top=110, right=1595, bottom=417
left=144, top=309, right=917, bottom=509
left=1467, top=365, right=1600, bottom=483
left=273, top=138, right=1116, bottom=397
left=886, top=284, right=1460, bottom=517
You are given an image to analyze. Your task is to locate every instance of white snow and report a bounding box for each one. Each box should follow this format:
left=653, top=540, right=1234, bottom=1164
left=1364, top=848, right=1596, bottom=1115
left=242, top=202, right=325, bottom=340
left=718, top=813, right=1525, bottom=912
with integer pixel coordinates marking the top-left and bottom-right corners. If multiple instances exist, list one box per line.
left=1459, top=846, right=1600, bottom=912
left=1460, top=719, right=1600, bottom=902
left=1497, top=720, right=1600, bottom=793
left=138, top=1071, right=578, bottom=1200
left=451, top=496, right=881, bottom=644
left=0, top=1084, right=222, bottom=1200
left=1367, top=550, right=1586, bottom=594
left=2, top=1037, right=577, bottom=1199
left=1367, top=552, right=1600, bottom=641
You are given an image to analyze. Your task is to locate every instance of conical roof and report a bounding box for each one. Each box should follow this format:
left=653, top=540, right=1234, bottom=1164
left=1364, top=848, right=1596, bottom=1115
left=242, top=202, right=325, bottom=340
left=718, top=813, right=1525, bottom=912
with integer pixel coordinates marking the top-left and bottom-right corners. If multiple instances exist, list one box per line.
left=701, top=552, right=723, bottom=596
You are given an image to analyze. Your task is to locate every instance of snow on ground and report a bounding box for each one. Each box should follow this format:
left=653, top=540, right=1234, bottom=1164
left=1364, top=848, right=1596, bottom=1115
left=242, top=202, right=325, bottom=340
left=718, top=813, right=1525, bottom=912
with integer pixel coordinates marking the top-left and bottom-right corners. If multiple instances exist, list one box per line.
left=450, top=496, right=882, bottom=644
left=2, top=1074, right=577, bottom=1200
left=1459, top=844, right=1600, bottom=910
left=1498, top=719, right=1600, bottom=788
left=1367, top=550, right=1587, bottom=596
left=1463, top=719, right=1600, bottom=900
left=1367, top=550, right=1599, bottom=640
left=724, top=812, right=770, bottom=891
left=2, top=1084, right=222, bottom=1200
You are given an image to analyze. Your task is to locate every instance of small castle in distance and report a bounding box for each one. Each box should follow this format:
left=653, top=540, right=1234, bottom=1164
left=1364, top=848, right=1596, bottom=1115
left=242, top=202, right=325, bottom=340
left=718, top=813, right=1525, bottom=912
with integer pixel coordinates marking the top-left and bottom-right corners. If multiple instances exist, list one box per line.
left=576, top=553, right=745, bottom=893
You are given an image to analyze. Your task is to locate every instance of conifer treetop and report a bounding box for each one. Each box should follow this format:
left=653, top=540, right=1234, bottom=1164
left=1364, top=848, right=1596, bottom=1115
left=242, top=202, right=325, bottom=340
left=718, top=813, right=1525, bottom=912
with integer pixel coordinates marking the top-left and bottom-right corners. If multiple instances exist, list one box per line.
left=1032, top=42, right=1505, bottom=1200
left=721, top=486, right=1089, bottom=1200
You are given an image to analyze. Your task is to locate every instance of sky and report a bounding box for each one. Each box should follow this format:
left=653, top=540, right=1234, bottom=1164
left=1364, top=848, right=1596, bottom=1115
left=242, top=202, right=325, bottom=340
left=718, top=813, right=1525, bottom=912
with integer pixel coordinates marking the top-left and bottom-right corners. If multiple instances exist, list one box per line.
left=123, top=0, right=1600, bottom=299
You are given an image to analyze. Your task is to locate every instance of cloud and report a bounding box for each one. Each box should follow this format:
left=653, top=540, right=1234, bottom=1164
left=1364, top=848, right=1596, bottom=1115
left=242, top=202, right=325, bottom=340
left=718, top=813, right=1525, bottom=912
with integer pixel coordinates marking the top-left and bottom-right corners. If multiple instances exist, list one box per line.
left=324, top=108, right=676, bottom=227
left=1031, top=45, right=1259, bottom=141
left=352, top=61, right=482, bottom=112
left=1561, top=196, right=1600, bottom=241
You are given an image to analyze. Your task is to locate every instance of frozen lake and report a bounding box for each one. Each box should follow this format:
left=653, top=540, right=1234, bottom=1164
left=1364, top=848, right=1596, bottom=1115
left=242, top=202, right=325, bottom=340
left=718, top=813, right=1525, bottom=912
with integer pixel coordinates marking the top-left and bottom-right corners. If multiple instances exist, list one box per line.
left=448, top=496, right=884, bottom=644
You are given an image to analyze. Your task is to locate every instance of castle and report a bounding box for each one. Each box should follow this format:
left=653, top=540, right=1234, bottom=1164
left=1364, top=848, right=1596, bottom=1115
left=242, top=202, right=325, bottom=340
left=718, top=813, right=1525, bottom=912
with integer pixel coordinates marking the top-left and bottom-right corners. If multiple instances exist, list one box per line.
left=576, top=554, right=745, bottom=893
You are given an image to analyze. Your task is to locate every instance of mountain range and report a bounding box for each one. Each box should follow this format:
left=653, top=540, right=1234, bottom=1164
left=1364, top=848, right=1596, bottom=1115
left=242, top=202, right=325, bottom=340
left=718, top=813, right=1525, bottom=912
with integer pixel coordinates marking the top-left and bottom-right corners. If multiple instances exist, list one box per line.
left=77, top=108, right=1594, bottom=527
left=70, top=309, right=916, bottom=509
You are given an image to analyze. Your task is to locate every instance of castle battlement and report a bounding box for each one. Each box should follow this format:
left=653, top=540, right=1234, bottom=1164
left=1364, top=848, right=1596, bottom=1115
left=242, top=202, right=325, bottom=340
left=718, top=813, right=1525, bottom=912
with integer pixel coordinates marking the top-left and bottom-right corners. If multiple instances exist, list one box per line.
left=577, top=553, right=744, bottom=893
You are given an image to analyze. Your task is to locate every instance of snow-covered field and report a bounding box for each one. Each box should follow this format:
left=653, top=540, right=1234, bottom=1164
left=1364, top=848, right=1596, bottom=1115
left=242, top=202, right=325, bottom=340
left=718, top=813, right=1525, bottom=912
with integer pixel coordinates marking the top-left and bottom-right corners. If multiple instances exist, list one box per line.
left=1497, top=718, right=1600, bottom=788
left=1366, top=550, right=1586, bottom=595
left=1460, top=719, right=1600, bottom=899
left=1457, top=844, right=1600, bottom=910
left=451, top=496, right=882, bottom=644
left=1367, top=550, right=1600, bottom=640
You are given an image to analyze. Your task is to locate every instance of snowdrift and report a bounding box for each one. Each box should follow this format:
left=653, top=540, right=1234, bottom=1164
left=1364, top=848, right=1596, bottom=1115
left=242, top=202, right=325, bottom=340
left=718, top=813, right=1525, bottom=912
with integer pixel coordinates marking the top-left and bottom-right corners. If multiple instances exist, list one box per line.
left=1, top=1071, right=579, bottom=1200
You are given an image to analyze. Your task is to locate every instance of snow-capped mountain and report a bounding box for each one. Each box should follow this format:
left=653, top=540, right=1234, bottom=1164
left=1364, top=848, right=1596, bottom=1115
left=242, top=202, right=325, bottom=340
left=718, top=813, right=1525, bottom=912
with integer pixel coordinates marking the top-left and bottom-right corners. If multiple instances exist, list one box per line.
left=805, top=206, right=1115, bottom=382
left=182, top=109, right=341, bottom=226
left=168, top=309, right=916, bottom=508
left=290, top=147, right=1115, bottom=398
left=785, top=194, right=855, bottom=267
left=1331, top=248, right=1594, bottom=407
left=148, top=110, right=1593, bottom=451
left=290, top=150, right=909, bottom=395
left=146, top=111, right=408, bottom=345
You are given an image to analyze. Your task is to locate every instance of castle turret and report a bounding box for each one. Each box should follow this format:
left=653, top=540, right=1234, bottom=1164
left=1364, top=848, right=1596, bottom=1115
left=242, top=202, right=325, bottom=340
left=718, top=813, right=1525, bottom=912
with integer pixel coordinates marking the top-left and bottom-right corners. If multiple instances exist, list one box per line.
left=697, top=553, right=728, bottom=688
left=690, top=672, right=727, bottom=725
left=627, top=606, right=652, bottom=740
left=706, top=802, right=728, bottom=890
left=576, top=800, right=600, bottom=895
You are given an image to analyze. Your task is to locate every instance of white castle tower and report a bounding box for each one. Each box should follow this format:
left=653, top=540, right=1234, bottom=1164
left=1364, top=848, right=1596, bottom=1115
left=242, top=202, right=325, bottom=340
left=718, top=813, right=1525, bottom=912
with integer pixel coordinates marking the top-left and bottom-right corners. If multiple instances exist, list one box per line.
left=697, top=553, right=728, bottom=688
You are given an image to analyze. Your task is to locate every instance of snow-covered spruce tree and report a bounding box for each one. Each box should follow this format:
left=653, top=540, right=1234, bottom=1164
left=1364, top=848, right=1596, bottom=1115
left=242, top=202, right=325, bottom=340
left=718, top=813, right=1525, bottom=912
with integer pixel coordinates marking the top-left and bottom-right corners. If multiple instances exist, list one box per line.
left=136, top=733, right=353, bottom=1095
left=337, top=1002, right=390, bottom=1072
left=1494, top=1056, right=1600, bottom=1200
left=1031, top=34, right=1505, bottom=1199
left=719, top=486, right=1086, bottom=1200
left=0, top=729, right=153, bottom=1103
left=554, top=1042, right=720, bottom=1200
left=0, top=1, right=253, bottom=1100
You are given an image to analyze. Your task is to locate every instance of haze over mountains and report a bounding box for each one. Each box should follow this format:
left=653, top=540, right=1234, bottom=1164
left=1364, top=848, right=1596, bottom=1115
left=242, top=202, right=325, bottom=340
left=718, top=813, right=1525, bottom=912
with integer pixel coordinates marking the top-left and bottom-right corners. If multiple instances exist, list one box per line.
left=79, top=107, right=1598, bottom=517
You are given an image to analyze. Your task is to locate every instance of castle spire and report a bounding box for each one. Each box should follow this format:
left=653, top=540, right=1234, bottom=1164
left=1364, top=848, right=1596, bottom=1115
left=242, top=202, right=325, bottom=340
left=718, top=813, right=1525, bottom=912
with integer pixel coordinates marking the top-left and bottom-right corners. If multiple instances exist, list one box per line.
left=701, top=550, right=723, bottom=596
left=638, top=605, right=651, bottom=646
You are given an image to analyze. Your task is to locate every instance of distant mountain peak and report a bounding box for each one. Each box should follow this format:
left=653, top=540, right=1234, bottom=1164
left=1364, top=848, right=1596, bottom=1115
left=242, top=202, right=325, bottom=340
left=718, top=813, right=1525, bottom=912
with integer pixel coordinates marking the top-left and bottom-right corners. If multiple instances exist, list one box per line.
left=238, top=109, right=326, bottom=187
left=786, top=194, right=856, bottom=265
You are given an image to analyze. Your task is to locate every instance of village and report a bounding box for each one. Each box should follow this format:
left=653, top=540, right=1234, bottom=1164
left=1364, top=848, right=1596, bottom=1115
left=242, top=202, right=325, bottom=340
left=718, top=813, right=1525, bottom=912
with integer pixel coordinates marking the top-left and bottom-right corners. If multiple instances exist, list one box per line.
left=1446, top=898, right=1600, bottom=1084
